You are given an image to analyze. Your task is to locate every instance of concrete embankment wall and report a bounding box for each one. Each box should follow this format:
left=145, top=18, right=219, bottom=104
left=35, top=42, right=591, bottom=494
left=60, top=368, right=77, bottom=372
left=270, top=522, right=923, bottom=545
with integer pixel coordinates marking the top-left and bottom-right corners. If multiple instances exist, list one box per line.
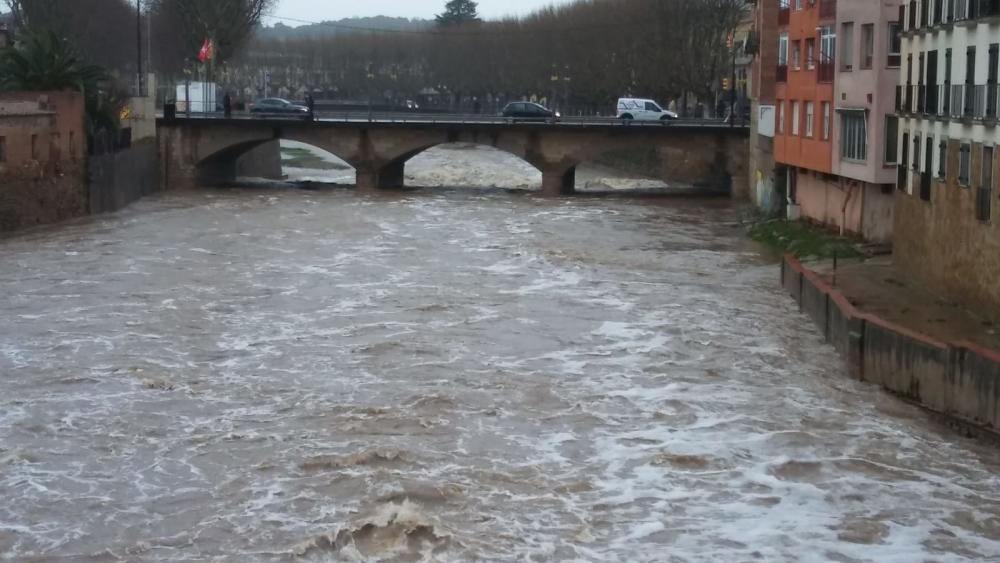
left=88, top=141, right=160, bottom=214
left=782, top=256, right=1000, bottom=436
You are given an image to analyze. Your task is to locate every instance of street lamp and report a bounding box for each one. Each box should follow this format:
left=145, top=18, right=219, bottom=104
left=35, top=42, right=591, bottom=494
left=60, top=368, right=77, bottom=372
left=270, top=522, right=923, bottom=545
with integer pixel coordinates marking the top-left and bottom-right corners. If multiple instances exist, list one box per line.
left=136, top=0, right=143, bottom=96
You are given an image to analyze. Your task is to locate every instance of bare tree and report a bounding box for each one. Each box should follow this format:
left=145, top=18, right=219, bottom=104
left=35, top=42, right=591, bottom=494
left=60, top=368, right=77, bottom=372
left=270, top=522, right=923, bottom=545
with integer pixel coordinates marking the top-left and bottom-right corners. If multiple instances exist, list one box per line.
left=148, top=0, right=276, bottom=65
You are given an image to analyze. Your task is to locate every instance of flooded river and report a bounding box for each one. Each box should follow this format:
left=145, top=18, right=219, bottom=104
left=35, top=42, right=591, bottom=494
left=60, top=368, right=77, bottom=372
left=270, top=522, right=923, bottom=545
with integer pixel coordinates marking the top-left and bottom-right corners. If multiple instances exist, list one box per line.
left=1, top=183, right=1000, bottom=562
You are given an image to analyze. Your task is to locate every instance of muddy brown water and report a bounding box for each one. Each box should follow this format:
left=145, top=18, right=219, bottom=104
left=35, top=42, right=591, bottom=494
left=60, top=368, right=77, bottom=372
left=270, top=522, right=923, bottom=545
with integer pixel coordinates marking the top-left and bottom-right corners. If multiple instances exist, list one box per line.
left=1, top=187, right=999, bottom=562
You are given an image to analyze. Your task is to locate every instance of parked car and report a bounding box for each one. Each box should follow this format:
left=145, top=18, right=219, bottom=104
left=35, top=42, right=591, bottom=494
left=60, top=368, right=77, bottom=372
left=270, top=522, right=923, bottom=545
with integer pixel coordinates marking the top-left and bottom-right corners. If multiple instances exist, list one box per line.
left=250, top=98, right=311, bottom=117
left=502, top=102, right=559, bottom=122
left=616, top=97, right=678, bottom=123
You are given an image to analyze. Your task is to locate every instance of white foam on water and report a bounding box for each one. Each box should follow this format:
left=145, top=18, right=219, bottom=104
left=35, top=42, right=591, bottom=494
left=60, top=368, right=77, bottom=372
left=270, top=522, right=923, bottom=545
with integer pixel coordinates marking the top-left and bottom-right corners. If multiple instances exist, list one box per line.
left=1, top=185, right=999, bottom=563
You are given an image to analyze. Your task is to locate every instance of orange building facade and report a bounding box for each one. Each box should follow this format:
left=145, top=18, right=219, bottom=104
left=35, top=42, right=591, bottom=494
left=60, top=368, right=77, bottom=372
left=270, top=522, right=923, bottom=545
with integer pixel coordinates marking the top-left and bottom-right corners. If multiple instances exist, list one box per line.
left=774, top=0, right=837, bottom=175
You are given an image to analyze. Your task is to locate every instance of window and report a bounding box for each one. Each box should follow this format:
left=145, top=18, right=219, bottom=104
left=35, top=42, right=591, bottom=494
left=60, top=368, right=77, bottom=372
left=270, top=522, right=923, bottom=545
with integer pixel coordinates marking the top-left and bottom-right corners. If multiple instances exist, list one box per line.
left=0, top=136, right=5, bottom=163
left=885, top=116, right=899, bottom=164
left=821, top=26, right=836, bottom=63
left=938, top=138, right=947, bottom=179
left=795, top=0, right=803, bottom=9
left=983, top=145, right=994, bottom=190
left=913, top=135, right=921, bottom=172
left=922, top=136, right=934, bottom=201
left=791, top=101, right=800, bottom=135
left=778, top=33, right=789, bottom=66
left=778, top=100, right=785, bottom=133
left=841, top=22, right=854, bottom=71
left=30, top=134, right=37, bottom=160
left=888, top=22, right=902, bottom=67
left=806, top=38, right=816, bottom=69
left=793, top=41, right=801, bottom=70
left=49, top=132, right=59, bottom=161
left=805, top=102, right=814, bottom=137
left=841, top=111, right=868, bottom=161
left=959, top=143, right=971, bottom=186
left=861, top=24, right=874, bottom=69
left=900, top=132, right=910, bottom=192
left=645, top=102, right=659, bottom=111
left=979, top=146, right=993, bottom=222
left=822, top=102, right=831, bottom=140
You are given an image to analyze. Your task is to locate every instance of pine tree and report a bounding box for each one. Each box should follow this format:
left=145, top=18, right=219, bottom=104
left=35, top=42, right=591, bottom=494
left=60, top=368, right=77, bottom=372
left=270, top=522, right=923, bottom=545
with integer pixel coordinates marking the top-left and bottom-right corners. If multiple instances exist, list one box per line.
left=435, top=0, right=480, bottom=26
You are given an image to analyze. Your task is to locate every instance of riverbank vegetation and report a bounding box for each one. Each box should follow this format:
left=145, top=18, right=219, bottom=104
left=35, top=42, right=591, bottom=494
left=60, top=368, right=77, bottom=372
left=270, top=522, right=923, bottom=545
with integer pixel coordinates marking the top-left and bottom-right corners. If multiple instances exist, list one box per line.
left=747, top=219, right=862, bottom=261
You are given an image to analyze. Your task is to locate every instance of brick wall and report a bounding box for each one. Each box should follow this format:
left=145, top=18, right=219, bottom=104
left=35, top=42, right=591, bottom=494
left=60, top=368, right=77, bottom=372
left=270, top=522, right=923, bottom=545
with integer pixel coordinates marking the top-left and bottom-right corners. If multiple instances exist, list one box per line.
left=0, top=91, right=89, bottom=232
left=894, top=138, right=1000, bottom=318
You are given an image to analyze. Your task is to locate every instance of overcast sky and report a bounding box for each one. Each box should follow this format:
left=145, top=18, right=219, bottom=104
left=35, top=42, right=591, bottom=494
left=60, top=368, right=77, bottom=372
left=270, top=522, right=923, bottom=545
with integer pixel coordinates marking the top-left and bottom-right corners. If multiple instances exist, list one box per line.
left=269, top=0, right=573, bottom=24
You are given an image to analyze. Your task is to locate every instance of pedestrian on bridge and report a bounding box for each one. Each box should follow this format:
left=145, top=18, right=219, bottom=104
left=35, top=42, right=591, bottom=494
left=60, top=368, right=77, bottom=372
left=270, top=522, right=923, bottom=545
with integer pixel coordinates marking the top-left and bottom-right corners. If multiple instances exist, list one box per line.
left=223, top=92, right=232, bottom=118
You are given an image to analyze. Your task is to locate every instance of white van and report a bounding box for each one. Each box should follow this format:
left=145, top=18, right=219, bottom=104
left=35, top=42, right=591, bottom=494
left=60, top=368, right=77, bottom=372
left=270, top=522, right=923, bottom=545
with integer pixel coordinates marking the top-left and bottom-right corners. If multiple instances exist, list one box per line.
left=616, top=98, right=678, bottom=123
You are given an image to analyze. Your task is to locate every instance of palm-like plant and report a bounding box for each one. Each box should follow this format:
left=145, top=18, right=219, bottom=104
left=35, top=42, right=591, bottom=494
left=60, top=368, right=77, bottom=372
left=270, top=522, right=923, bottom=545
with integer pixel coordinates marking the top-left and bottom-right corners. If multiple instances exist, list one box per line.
left=0, top=31, right=106, bottom=91
left=0, top=30, right=124, bottom=143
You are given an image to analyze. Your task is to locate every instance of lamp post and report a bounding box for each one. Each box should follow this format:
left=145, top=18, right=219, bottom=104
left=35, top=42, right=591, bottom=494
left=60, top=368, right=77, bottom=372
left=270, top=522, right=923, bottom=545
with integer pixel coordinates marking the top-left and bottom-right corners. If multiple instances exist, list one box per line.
left=136, top=0, right=143, bottom=96
left=367, top=63, right=375, bottom=121
left=563, top=65, right=572, bottom=116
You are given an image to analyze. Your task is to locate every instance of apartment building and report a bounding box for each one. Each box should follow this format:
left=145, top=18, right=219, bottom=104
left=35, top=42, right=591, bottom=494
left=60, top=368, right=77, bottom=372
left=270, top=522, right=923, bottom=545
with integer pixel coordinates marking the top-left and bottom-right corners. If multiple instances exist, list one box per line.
left=774, top=0, right=838, bottom=222
left=749, top=0, right=781, bottom=214
left=825, top=0, right=902, bottom=242
left=895, top=0, right=1000, bottom=312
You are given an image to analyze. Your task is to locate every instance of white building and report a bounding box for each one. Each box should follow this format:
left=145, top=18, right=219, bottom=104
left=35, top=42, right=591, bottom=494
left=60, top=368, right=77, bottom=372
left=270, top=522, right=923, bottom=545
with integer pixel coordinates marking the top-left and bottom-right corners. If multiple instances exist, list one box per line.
left=894, top=0, right=1000, bottom=314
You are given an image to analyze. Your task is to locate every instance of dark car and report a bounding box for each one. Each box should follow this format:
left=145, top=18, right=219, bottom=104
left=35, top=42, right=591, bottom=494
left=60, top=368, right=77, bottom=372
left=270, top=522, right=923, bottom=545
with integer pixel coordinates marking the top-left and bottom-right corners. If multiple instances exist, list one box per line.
left=250, top=98, right=310, bottom=118
left=502, top=102, right=559, bottom=122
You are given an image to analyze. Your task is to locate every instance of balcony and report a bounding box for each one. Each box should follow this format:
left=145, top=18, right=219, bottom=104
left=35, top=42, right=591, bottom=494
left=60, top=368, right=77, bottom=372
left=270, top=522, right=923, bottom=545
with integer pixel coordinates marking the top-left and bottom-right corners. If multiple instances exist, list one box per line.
left=819, top=0, right=836, bottom=20
left=949, top=84, right=988, bottom=120
left=776, top=64, right=788, bottom=82
left=778, top=7, right=790, bottom=26
left=982, top=0, right=1000, bottom=18
left=818, top=61, right=835, bottom=83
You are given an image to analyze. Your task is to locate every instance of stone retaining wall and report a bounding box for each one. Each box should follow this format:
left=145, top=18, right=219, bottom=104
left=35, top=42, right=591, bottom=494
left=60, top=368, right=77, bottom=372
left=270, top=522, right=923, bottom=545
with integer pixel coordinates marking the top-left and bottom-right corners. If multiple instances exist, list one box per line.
left=783, top=255, right=1000, bottom=436
left=88, top=141, right=160, bottom=214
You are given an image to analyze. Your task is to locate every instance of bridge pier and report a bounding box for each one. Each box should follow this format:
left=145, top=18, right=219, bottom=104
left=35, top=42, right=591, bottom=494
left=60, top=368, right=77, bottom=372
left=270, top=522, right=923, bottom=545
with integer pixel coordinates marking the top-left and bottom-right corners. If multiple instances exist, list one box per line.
left=356, top=161, right=406, bottom=190
left=541, top=166, right=576, bottom=196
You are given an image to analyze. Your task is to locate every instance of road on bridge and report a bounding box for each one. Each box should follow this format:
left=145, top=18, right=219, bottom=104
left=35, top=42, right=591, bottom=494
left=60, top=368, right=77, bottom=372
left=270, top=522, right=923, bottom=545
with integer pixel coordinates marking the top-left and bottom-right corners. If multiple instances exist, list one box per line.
left=164, top=110, right=751, bottom=129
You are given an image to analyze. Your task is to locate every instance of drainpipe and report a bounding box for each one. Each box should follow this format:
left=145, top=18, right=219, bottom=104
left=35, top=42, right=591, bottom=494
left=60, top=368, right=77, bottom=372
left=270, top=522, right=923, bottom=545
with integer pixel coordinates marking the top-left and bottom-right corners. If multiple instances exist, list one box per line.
left=840, top=179, right=857, bottom=237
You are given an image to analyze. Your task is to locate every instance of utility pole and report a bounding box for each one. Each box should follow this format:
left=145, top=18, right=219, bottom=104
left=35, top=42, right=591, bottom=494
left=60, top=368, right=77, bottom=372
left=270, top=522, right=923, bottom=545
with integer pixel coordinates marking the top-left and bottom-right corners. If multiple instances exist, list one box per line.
left=136, top=0, right=143, bottom=95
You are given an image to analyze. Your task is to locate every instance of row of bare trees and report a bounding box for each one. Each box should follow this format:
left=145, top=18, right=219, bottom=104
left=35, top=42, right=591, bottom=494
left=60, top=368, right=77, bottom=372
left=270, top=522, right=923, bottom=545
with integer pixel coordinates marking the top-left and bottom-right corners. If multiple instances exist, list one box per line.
left=229, top=0, right=747, bottom=115
left=2, top=0, right=276, bottom=82
left=3, top=0, right=744, bottom=115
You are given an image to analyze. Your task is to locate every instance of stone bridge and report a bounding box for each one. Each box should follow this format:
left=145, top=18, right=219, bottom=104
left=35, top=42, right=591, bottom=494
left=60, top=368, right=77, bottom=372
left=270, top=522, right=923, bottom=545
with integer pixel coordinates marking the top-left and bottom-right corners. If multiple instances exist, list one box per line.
left=157, top=117, right=750, bottom=196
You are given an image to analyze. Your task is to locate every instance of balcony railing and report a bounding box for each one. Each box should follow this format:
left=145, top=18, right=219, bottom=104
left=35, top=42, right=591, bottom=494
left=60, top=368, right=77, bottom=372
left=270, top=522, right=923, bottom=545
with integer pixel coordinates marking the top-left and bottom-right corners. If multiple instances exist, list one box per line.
left=776, top=64, right=788, bottom=82
left=981, top=0, right=1000, bottom=18
left=778, top=7, right=790, bottom=26
left=954, top=0, right=973, bottom=21
left=818, top=61, right=835, bottom=83
left=819, top=0, right=837, bottom=20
